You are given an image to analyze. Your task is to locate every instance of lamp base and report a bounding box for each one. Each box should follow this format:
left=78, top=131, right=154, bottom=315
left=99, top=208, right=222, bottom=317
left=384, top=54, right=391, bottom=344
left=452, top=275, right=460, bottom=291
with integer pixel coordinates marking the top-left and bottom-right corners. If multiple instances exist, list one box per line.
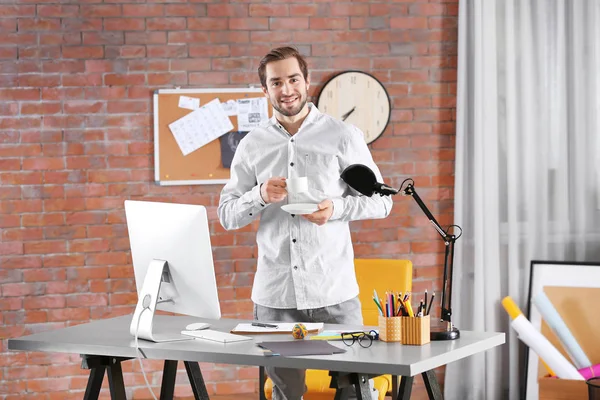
left=429, top=320, right=460, bottom=341
left=430, top=327, right=460, bottom=341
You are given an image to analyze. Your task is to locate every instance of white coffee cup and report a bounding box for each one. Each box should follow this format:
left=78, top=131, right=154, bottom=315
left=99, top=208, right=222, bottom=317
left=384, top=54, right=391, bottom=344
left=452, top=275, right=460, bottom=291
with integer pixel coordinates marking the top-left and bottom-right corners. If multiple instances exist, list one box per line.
left=286, top=177, right=308, bottom=194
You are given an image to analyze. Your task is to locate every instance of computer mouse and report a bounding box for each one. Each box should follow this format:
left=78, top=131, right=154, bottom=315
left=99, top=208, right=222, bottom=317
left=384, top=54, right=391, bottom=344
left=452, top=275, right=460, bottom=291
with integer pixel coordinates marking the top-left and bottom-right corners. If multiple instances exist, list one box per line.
left=185, top=322, right=211, bottom=331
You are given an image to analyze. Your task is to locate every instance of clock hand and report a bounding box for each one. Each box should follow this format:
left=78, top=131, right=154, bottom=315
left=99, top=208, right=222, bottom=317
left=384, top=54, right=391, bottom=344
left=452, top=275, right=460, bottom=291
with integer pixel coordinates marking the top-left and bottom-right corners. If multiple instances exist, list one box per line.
left=341, top=106, right=356, bottom=121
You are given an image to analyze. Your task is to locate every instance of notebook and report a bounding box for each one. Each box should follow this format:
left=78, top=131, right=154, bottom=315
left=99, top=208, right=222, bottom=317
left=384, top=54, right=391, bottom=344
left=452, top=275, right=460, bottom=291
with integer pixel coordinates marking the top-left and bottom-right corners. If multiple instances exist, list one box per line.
left=256, top=340, right=346, bottom=356
left=181, top=329, right=252, bottom=343
left=231, top=322, right=324, bottom=334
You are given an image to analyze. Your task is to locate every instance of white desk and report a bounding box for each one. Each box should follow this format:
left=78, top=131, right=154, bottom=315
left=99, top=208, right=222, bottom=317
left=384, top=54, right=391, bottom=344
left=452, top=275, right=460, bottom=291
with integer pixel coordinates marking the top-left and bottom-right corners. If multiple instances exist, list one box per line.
left=8, top=315, right=504, bottom=399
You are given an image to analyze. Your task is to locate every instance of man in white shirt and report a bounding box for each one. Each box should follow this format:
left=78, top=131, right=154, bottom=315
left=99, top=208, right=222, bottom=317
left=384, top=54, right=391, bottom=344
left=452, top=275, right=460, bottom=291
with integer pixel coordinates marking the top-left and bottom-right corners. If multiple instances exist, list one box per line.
left=218, top=46, right=392, bottom=400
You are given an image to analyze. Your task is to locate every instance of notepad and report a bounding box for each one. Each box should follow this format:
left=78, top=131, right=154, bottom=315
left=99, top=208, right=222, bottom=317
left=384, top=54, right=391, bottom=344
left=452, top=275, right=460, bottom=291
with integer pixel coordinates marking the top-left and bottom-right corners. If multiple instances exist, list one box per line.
left=309, top=331, right=345, bottom=341
left=257, top=340, right=346, bottom=356
left=231, top=323, right=324, bottom=334
left=181, top=329, right=252, bottom=343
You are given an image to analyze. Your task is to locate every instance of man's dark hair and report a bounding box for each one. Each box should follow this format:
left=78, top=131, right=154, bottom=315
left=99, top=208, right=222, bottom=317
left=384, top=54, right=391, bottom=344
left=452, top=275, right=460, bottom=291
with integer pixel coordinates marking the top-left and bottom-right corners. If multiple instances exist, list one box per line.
left=258, top=46, right=309, bottom=89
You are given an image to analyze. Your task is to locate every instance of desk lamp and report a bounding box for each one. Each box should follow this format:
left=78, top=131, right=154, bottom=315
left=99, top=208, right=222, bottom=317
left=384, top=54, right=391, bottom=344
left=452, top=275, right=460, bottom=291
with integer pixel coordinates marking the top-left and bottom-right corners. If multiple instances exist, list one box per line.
left=341, top=164, right=461, bottom=340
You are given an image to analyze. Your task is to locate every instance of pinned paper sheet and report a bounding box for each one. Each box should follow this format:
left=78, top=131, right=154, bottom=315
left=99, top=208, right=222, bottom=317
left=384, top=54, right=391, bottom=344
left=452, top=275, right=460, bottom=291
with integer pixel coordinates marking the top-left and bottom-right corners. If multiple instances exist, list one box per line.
left=168, top=99, right=233, bottom=156
left=178, top=95, right=200, bottom=111
left=237, top=97, right=268, bottom=131
left=221, top=99, right=238, bottom=116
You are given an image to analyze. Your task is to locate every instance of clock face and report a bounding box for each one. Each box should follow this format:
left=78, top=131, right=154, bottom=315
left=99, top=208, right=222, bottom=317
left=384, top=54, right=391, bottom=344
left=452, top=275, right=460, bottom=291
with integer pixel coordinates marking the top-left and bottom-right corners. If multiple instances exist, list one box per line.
left=316, top=71, right=391, bottom=144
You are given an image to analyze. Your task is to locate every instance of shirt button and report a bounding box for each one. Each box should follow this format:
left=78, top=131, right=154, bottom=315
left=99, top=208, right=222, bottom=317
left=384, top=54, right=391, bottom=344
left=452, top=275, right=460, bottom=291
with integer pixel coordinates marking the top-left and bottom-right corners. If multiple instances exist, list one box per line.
left=291, top=139, right=294, bottom=142
left=290, top=162, right=294, bottom=167
left=293, top=266, right=298, bottom=270
left=249, top=213, right=253, bottom=216
left=291, top=214, right=295, bottom=217
left=292, top=239, right=297, bottom=243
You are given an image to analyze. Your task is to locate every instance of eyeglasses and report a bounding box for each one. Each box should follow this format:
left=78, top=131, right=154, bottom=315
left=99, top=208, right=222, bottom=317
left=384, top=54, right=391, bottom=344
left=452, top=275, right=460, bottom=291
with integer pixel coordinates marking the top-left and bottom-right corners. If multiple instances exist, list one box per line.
left=340, top=330, right=379, bottom=348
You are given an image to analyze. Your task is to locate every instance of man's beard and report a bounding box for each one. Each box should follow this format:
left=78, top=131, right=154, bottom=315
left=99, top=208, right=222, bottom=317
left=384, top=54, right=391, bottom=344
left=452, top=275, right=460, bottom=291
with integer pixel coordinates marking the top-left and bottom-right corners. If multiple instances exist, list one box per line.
left=272, top=95, right=307, bottom=117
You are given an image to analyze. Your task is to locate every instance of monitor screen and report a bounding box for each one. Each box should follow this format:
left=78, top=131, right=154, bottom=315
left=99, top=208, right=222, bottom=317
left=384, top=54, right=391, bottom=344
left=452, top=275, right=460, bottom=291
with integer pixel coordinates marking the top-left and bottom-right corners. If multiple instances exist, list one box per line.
left=125, top=200, right=221, bottom=321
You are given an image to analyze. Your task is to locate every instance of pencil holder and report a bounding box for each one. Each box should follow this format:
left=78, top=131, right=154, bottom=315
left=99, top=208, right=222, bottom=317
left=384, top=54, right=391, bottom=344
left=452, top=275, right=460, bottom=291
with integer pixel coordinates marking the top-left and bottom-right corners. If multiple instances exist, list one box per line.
left=401, top=315, right=430, bottom=345
left=378, top=315, right=402, bottom=342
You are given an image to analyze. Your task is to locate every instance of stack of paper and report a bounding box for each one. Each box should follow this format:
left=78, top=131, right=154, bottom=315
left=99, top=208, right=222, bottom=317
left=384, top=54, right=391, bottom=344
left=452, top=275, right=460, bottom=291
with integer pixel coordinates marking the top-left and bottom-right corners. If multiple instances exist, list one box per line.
left=231, top=323, right=323, bottom=334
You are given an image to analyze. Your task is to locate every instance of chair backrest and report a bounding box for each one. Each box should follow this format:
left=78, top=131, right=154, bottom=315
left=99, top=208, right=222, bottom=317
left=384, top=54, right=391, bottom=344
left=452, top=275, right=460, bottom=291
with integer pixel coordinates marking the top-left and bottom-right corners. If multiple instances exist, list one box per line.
left=354, top=259, right=412, bottom=326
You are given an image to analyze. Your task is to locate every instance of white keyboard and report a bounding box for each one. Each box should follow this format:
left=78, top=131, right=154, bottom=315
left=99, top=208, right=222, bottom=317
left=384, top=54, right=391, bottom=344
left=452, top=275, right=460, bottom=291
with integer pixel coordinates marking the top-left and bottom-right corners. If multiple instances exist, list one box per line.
left=181, top=329, right=252, bottom=343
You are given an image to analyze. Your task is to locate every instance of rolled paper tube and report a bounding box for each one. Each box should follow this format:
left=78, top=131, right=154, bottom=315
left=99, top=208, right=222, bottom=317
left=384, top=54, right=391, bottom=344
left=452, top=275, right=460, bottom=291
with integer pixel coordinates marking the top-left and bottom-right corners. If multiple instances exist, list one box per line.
left=578, top=364, right=600, bottom=380
left=502, top=296, right=584, bottom=380
left=533, top=291, right=592, bottom=369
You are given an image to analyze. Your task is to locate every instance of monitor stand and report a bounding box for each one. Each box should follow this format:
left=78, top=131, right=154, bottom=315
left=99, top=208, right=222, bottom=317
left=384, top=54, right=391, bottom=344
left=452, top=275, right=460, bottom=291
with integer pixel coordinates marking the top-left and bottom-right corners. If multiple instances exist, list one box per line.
left=129, top=259, right=191, bottom=343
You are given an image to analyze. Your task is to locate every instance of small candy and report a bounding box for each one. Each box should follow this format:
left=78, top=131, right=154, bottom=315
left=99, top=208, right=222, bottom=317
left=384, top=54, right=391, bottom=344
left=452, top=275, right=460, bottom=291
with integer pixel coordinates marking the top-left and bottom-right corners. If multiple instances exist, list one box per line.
left=292, top=323, right=307, bottom=339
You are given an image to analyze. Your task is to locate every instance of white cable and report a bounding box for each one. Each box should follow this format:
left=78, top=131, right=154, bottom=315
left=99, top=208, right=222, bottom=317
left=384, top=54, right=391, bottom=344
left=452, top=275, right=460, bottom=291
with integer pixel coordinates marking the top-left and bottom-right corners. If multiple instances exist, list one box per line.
left=134, top=307, right=158, bottom=400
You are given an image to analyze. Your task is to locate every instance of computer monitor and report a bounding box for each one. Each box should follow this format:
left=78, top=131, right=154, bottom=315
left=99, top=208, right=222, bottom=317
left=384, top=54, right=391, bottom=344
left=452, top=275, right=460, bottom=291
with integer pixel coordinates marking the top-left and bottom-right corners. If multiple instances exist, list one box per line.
left=124, top=200, right=221, bottom=342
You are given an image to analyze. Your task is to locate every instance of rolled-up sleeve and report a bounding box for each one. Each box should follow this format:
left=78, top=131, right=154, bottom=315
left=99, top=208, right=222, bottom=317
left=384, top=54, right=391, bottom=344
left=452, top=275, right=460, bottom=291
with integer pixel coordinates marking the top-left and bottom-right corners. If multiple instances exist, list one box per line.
left=217, top=140, right=268, bottom=231
left=330, top=125, right=393, bottom=222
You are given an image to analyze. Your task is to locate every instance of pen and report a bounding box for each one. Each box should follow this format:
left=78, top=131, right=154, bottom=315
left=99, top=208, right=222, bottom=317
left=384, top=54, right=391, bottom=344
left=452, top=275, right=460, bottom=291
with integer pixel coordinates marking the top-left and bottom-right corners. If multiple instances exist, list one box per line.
left=426, top=292, right=435, bottom=316
left=252, top=322, right=278, bottom=328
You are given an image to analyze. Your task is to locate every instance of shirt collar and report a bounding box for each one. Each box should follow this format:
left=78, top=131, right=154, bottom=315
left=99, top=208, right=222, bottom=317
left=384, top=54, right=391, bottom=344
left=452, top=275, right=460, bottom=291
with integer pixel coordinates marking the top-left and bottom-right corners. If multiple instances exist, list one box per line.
left=266, top=102, right=319, bottom=128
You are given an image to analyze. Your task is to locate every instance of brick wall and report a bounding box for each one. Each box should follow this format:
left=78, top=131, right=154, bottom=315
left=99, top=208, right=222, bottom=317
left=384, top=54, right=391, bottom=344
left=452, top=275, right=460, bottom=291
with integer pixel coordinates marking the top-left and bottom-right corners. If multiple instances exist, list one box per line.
left=0, top=1, right=458, bottom=398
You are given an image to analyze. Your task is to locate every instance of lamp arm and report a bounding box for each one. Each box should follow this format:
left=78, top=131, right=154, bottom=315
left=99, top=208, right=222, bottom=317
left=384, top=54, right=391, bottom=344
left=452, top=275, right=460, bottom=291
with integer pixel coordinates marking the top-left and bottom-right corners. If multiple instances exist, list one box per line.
left=399, top=179, right=462, bottom=326
left=400, top=180, right=450, bottom=243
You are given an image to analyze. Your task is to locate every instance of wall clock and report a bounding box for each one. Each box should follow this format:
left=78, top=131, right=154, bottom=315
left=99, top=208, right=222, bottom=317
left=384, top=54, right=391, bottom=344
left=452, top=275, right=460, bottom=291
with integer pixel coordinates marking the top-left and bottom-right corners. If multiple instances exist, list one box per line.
left=316, top=70, right=391, bottom=145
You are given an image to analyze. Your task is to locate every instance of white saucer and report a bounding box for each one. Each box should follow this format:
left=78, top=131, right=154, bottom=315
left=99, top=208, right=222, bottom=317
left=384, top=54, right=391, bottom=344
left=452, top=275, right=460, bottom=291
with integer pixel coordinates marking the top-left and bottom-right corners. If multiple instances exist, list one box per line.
left=281, top=203, right=319, bottom=215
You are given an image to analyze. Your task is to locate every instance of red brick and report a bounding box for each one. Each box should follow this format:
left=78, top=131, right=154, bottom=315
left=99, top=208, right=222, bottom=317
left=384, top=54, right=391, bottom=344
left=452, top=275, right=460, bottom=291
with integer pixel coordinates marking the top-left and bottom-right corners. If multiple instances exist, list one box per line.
left=187, top=17, right=229, bottom=30
left=228, top=17, right=268, bottom=30
left=26, top=377, right=71, bottom=392
left=62, top=46, right=104, bottom=59
left=80, top=4, right=121, bottom=17
left=390, top=17, right=428, bottom=29
left=122, top=4, right=164, bottom=17
left=272, top=17, right=310, bottom=30
left=104, top=18, right=145, bottom=31
left=48, top=307, right=91, bottom=322
left=207, top=4, right=248, bottom=17
left=38, top=5, right=79, bottom=18
left=249, top=4, right=289, bottom=16
left=18, top=18, right=61, bottom=31
left=64, top=294, right=108, bottom=308
left=63, top=101, right=104, bottom=114
left=189, top=72, right=229, bottom=85
left=147, top=17, right=186, bottom=30
left=251, top=31, right=292, bottom=43
left=210, top=31, right=249, bottom=43
left=429, top=16, right=458, bottom=29
left=165, top=4, right=207, bottom=17
left=3, top=227, right=43, bottom=241
left=147, top=45, right=187, bottom=58
left=0, top=5, right=35, bottom=17
left=168, top=31, right=210, bottom=44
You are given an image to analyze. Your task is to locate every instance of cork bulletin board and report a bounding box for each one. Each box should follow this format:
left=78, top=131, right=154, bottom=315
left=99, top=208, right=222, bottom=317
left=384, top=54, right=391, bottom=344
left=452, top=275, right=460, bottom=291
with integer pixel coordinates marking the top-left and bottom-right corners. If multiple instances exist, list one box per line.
left=153, top=88, right=271, bottom=185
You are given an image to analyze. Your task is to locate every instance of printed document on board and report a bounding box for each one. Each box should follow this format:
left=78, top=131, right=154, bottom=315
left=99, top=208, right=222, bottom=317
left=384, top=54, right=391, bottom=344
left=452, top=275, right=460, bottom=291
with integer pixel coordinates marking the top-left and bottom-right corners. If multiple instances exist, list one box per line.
left=237, top=98, right=268, bottom=131
left=168, top=98, right=233, bottom=156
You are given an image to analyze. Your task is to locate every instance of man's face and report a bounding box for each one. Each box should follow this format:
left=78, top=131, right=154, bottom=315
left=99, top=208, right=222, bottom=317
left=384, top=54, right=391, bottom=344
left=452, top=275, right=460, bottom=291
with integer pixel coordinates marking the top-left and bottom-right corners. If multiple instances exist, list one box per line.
left=263, top=57, right=310, bottom=117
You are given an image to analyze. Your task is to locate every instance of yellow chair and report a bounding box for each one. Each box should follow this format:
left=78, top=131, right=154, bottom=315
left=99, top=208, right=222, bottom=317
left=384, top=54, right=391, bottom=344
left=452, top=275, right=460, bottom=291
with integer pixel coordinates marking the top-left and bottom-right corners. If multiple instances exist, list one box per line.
left=262, top=259, right=413, bottom=400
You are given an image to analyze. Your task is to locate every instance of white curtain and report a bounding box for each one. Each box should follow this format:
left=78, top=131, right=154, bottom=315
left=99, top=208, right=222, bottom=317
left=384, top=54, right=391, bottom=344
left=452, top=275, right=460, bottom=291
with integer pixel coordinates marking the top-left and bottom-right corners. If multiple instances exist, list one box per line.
left=446, top=1, right=600, bottom=399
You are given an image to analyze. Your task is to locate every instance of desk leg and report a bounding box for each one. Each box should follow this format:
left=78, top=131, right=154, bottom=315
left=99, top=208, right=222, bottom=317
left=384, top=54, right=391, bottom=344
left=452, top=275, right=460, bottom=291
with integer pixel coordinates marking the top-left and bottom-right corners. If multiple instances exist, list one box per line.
left=160, top=360, right=178, bottom=400
left=421, top=370, right=443, bottom=400
left=258, top=366, right=267, bottom=400
left=397, top=376, right=413, bottom=400
left=106, top=359, right=127, bottom=400
left=184, top=361, right=210, bottom=400
left=83, top=366, right=105, bottom=400
left=330, top=372, right=372, bottom=400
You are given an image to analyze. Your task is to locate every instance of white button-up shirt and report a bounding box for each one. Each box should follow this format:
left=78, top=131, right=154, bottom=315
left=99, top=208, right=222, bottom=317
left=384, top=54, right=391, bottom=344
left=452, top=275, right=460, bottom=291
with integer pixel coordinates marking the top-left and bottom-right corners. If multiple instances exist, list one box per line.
left=218, top=104, right=392, bottom=309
